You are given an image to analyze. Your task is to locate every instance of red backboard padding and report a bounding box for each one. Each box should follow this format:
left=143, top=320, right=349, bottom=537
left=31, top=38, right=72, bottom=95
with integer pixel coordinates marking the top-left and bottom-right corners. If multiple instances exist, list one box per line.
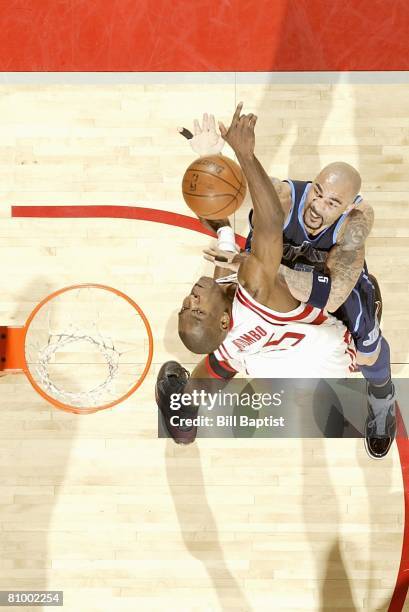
left=1, top=0, right=409, bottom=71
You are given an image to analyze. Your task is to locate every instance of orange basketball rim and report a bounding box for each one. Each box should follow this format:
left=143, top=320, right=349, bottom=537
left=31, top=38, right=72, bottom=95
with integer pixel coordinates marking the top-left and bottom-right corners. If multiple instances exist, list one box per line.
left=0, top=284, right=154, bottom=415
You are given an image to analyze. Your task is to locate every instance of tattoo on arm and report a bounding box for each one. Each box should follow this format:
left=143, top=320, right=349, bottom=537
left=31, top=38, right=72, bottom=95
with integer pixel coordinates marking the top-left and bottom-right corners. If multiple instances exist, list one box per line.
left=279, top=247, right=364, bottom=312
left=324, top=206, right=373, bottom=311
left=325, top=246, right=364, bottom=312
left=279, top=205, right=373, bottom=309
left=279, top=265, right=313, bottom=302
left=338, top=205, right=374, bottom=250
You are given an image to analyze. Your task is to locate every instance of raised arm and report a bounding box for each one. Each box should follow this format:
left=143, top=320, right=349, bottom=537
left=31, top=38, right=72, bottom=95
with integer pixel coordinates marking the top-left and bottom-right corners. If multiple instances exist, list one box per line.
left=219, top=103, right=284, bottom=277
left=179, top=112, right=291, bottom=245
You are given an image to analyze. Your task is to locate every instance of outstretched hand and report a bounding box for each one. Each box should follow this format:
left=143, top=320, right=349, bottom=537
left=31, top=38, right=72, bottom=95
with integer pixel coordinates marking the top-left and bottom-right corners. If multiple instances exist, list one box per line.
left=177, top=113, right=225, bottom=157
left=218, top=102, right=257, bottom=159
left=203, top=246, right=247, bottom=273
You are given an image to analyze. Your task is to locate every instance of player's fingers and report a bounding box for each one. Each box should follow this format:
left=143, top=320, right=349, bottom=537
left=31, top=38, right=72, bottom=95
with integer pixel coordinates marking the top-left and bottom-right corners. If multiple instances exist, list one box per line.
left=237, top=116, right=246, bottom=129
left=218, top=121, right=228, bottom=138
left=203, top=113, right=209, bottom=131
left=193, top=119, right=202, bottom=135
left=232, top=101, right=243, bottom=123
left=240, top=114, right=253, bottom=129
left=203, top=247, right=218, bottom=256
left=209, top=114, right=217, bottom=132
left=249, top=115, right=258, bottom=128
left=203, top=252, right=219, bottom=263
left=178, top=127, right=194, bottom=139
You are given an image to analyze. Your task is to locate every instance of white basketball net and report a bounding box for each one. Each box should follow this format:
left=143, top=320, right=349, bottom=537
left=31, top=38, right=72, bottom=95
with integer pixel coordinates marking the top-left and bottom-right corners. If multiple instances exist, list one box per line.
left=35, top=326, right=121, bottom=407
left=24, top=286, right=150, bottom=411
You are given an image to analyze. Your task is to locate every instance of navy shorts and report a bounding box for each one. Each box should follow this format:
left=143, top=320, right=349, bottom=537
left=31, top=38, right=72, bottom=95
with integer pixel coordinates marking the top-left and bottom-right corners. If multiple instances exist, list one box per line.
left=334, top=270, right=382, bottom=355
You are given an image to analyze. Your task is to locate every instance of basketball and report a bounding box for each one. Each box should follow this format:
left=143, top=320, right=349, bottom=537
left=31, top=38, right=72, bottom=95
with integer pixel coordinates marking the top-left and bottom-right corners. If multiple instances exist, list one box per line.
left=182, top=155, right=247, bottom=219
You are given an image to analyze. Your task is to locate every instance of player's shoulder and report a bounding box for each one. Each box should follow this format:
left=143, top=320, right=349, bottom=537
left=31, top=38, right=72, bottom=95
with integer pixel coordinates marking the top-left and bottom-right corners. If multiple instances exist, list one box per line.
left=271, top=178, right=292, bottom=199
left=270, top=177, right=291, bottom=193
left=337, top=198, right=374, bottom=247
left=270, top=177, right=292, bottom=214
left=354, top=197, right=373, bottom=216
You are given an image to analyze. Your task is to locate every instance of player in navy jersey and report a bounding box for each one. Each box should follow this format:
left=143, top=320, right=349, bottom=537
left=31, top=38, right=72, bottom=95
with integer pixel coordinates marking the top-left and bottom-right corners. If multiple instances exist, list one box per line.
left=173, top=110, right=396, bottom=459
left=207, top=160, right=393, bottom=460
left=206, top=165, right=394, bottom=460
left=238, top=168, right=395, bottom=460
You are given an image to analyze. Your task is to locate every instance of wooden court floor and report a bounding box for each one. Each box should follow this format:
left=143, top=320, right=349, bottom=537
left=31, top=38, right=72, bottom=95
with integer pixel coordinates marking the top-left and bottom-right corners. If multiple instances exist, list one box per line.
left=0, top=81, right=408, bottom=611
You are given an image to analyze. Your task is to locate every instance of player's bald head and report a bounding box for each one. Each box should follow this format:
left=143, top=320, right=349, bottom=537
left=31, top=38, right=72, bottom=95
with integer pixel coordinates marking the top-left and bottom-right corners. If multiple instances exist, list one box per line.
left=178, top=276, right=231, bottom=354
left=315, top=162, right=361, bottom=202
left=304, top=162, right=362, bottom=232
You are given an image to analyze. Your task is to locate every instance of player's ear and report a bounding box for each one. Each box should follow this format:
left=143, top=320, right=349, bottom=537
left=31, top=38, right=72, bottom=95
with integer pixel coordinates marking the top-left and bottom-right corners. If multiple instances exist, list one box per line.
left=220, top=312, right=230, bottom=331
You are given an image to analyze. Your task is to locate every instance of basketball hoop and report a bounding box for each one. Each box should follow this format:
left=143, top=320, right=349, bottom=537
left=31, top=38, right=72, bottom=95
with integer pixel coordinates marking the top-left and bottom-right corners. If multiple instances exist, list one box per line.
left=0, top=284, right=154, bottom=414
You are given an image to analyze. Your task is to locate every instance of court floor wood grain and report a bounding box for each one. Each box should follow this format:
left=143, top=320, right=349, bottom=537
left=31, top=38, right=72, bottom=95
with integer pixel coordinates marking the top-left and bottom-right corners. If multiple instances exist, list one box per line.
left=0, top=82, right=407, bottom=611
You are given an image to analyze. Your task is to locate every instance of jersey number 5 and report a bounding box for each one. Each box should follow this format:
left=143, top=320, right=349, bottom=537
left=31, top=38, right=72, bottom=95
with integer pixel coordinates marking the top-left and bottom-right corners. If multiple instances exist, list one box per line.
left=264, top=331, right=306, bottom=351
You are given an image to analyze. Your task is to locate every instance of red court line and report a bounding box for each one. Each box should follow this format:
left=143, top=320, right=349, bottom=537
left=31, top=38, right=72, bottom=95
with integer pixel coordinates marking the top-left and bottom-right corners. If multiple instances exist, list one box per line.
left=389, top=408, right=409, bottom=612
left=11, top=203, right=408, bottom=610
left=11, top=205, right=247, bottom=250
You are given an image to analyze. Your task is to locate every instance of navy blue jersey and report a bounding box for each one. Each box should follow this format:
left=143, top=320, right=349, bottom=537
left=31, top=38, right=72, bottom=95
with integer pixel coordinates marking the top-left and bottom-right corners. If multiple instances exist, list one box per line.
left=244, top=179, right=382, bottom=355
left=282, top=180, right=363, bottom=273
left=245, top=179, right=363, bottom=273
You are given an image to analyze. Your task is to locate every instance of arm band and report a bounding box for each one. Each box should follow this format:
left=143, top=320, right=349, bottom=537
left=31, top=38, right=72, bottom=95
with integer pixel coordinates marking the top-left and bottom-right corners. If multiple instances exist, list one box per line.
left=179, top=127, right=193, bottom=139
left=207, top=353, right=237, bottom=380
left=217, top=226, right=236, bottom=252
left=307, top=270, right=332, bottom=309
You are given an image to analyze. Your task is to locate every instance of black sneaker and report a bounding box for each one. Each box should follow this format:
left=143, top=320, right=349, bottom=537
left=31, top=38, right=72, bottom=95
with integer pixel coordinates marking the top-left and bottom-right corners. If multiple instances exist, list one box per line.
left=364, top=385, right=397, bottom=459
left=155, top=361, right=197, bottom=445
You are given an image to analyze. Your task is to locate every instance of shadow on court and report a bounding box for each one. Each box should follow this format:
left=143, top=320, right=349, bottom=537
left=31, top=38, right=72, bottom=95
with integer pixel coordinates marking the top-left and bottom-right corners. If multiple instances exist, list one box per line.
left=165, top=439, right=252, bottom=611
left=0, top=277, right=78, bottom=595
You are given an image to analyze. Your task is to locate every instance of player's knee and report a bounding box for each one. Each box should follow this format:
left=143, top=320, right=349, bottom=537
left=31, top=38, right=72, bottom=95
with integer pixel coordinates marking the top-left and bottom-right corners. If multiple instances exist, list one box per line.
left=356, top=345, right=381, bottom=366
